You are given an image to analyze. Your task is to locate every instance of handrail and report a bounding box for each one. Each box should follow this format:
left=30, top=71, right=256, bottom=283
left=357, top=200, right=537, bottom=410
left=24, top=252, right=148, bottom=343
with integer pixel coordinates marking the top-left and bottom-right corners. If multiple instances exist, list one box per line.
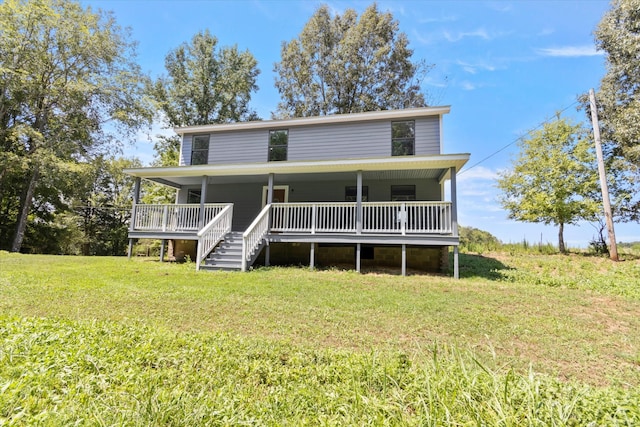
left=241, top=204, right=271, bottom=272
left=132, top=203, right=228, bottom=232
left=195, top=204, right=233, bottom=270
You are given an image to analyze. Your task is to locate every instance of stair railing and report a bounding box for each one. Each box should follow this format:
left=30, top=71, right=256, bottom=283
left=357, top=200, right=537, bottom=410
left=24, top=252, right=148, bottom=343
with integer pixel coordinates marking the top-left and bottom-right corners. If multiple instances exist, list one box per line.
left=242, top=204, right=271, bottom=272
left=196, top=204, right=233, bottom=270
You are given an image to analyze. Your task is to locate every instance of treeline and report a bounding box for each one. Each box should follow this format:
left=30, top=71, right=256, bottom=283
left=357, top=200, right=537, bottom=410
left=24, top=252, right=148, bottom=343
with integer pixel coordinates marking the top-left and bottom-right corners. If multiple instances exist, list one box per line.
left=0, top=0, right=430, bottom=255
left=1, top=0, right=638, bottom=256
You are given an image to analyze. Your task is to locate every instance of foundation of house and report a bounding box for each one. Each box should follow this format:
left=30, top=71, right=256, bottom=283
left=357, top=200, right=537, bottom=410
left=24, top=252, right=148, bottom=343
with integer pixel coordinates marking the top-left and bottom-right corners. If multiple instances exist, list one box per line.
left=258, top=242, right=449, bottom=274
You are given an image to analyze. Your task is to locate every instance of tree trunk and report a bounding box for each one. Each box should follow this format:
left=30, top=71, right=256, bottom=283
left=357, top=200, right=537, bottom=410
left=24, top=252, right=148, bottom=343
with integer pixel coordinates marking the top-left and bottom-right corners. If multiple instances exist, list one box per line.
left=558, top=222, right=566, bottom=253
left=11, top=164, right=39, bottom=252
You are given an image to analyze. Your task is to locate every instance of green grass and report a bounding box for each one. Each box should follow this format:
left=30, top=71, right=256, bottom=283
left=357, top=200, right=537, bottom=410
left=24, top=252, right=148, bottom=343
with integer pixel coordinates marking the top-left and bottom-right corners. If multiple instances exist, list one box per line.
left=1, top=251, right=639, bottom=424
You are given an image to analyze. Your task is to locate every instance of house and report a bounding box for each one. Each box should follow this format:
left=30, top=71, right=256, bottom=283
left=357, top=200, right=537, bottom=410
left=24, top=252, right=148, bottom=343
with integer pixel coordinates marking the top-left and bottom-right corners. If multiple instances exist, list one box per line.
left=124, top=106, right=469, bottom=277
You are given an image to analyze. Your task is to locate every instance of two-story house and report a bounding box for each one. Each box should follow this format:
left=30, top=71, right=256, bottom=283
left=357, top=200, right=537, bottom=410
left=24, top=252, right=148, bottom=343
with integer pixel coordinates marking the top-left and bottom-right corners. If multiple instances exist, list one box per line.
left=124, top=106, right=469, bottom=277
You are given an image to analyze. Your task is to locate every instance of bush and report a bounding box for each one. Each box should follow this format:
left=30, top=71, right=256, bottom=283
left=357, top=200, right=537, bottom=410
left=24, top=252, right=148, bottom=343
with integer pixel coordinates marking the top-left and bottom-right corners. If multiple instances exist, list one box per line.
left=459, top=226, right=501, bottom=253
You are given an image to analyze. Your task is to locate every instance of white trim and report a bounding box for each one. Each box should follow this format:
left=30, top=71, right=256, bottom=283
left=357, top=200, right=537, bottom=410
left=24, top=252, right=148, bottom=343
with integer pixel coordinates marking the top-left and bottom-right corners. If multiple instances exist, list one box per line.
left=262, top=185, right=289, bottom=207
left=439, top=114, right=444, bottom=154
left=174, top=106, right=451, bottom=135
left=124, top=154, right=470, bottom=181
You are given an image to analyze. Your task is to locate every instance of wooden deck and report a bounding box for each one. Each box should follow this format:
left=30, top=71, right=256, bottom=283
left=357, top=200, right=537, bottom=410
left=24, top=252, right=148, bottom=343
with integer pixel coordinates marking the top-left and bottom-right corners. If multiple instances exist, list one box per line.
left=128, top=201, right=458, bottom=273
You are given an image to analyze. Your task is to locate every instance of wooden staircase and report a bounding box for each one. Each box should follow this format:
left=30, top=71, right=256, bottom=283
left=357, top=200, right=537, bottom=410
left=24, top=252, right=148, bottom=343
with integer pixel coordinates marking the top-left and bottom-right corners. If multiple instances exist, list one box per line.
left=202, top=231, right=244, bottom=270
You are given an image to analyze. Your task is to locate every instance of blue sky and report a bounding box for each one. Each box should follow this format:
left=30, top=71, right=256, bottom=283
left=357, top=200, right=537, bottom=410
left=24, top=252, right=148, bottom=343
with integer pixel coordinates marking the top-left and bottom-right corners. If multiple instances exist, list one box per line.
left=85, top=0, right=638, bottom=246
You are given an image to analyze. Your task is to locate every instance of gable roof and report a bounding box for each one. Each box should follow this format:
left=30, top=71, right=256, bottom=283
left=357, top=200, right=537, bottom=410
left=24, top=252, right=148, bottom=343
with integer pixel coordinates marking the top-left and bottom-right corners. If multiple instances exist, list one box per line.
left=174, top=106, right=451, bottom=135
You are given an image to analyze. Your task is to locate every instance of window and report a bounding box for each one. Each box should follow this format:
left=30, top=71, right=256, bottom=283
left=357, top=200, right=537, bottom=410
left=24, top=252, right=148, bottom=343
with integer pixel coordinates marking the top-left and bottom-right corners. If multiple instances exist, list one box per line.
left=391, top=185, right=416, bottom=201
left=391, top=121, right=415, bottom=156
left=187, top=190, right=201, bottom=204
left=345, top=186, right=368, bottom=202
left=268, top=129, right=288, bottom=161
left=191, top=135, right=209, bottom=165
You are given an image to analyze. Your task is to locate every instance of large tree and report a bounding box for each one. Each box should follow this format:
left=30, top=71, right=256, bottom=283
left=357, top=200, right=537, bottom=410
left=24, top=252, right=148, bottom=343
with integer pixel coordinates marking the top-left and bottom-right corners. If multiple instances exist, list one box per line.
left=274, top=3, right=431, bottom=118
left=147, top=30, right=260, bottom=204
left=0, top=0, right=154, bottom=252
left=586, top=0, right=640, bottom=221
left=153, top=29, right=260, bottom=128
left=497, top=117, right=600, bottom=253
left=593, top=0, right=640, bottom=166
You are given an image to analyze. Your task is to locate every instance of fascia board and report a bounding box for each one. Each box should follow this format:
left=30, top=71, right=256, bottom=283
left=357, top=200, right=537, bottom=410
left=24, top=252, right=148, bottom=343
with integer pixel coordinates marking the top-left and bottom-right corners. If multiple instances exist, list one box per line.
left=173, top=106, right=451, bottom=135
left=124, top=153, right=470, bottom=179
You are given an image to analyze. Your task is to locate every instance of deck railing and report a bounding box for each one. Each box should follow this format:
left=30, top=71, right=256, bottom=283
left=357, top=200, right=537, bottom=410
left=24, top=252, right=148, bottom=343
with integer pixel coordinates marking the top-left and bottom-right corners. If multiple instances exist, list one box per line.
left=242, top=204, right=271, bottom=271
left=270, top=201, right=452, bottom=235
left=196, top=204, right=233, bottom=270
left=363, top=202, right=452, bottom=234
left=271, top=202, right=357, bottom=233
left=131, top=203, right=228, bottom=232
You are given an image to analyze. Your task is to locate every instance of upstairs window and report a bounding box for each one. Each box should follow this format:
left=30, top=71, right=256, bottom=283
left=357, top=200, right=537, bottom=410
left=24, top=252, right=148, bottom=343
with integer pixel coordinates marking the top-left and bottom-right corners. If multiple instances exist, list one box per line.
left=268, top=129, right=288, bottom=161
left=391, top=121, right=415, bottom=156
left=191, top=135, right=209, bottom=165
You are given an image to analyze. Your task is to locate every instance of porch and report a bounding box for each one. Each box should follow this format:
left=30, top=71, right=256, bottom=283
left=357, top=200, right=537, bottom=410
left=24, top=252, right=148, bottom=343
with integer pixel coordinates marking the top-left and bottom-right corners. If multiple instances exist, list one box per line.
left=124, top=154, right=468, bottom=277
left=127, top=200, right=459, bottom=276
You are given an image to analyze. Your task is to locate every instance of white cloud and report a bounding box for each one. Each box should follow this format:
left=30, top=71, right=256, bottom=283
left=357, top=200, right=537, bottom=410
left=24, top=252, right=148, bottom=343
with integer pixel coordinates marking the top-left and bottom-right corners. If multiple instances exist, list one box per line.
left=443, top=28, right=491, bottom=42
left=536, top=45, right=602, bottom=57
left=460, top=80, right=478, bottom=91
left=457, top=166, right=498, bottom=183
left=537, top=28, right=555, bottom=36
left=456, top=60, right=497, bottom=74
left=412, top=29, right=436, bottom=45
left=422, top=75, right=449, bottom=88
left=487, top=2, right=513, bottom=13
left=418, top=15, right=458, bottom=24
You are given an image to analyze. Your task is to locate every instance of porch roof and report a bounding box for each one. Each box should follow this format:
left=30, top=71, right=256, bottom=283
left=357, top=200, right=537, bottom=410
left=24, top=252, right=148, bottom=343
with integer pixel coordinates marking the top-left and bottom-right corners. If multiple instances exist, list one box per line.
left=124, top=154, right=470, bottom=188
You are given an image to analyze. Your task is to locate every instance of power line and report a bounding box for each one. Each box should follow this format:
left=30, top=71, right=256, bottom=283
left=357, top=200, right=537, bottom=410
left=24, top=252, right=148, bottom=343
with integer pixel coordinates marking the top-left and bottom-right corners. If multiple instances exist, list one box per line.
left=458, top=100, right=581, bottom=175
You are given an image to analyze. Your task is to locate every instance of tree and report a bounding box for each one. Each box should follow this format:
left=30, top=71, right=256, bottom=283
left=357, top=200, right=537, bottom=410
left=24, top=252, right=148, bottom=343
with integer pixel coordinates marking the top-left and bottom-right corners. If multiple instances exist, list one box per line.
left=0, top=0, right=154, bottom=252
left=585, top=0, right=640, bottom=221
left=153, top=29, right=260, bottom=128
left=148, top=30, right=260, bottom=203
left=497, top=117, right=600, bottom=253
left=76, top=157, right=142, bottom=256
left=274, top=3, right=431, bottom=118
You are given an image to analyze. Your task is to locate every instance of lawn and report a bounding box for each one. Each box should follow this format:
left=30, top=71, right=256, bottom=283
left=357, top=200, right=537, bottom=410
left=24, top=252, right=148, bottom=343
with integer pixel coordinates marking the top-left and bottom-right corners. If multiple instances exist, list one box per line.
left=1, top=251, right=639, bottom=424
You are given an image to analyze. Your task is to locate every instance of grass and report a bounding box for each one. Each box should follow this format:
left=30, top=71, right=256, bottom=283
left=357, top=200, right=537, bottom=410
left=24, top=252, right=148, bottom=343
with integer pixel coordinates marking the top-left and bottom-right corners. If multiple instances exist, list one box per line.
left=1, top=251, right=639, bottom=424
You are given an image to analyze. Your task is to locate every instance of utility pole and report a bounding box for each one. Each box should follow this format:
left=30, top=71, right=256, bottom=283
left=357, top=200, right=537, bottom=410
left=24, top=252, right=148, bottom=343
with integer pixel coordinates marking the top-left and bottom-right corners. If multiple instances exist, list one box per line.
left=589, top=88, right=618, bottom=261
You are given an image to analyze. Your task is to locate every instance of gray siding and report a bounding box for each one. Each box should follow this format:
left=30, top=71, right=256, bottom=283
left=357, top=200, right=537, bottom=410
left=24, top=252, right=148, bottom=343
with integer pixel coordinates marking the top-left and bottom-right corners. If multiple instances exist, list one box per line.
left=179, top=134, right=192, bottom=166
left=288, top=121, right=390, bottom=160
left=209, top=130, right=266, bottom=164
left=180, top=115, right=441, bottom=165
left=414, top=116, right=440, bottom=155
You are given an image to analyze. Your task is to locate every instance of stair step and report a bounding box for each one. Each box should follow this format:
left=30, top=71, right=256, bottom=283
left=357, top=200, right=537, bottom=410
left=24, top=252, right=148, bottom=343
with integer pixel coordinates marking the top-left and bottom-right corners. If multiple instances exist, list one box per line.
left=207, top=253, right=241, bottom=259
left=200, top=231, right=258, bottom=271
left=211, top=248, right=242, bottom=254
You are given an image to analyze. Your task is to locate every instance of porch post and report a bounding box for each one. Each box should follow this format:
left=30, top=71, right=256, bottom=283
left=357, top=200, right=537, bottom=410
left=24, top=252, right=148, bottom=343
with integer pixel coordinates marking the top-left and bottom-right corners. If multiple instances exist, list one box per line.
left=265, top=173, right=274, bottom=266
left=454, top=247, right=459, bottom=280
left=310, top=242, right=315, bottom=270
left=356, top=170, right=362, bottom=234
left=128, top=177, right=141, bottom=260
left=401, top=244, right=407, bottom=276
left=198, top=176, right=208, bottom=228
left=450, top=166, right=459, bottom=279
left=356, top=243, right=361, bottom=273
left=267, top=173, right=274, bottom=204
left=160, top=240, right=166, bottom=262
